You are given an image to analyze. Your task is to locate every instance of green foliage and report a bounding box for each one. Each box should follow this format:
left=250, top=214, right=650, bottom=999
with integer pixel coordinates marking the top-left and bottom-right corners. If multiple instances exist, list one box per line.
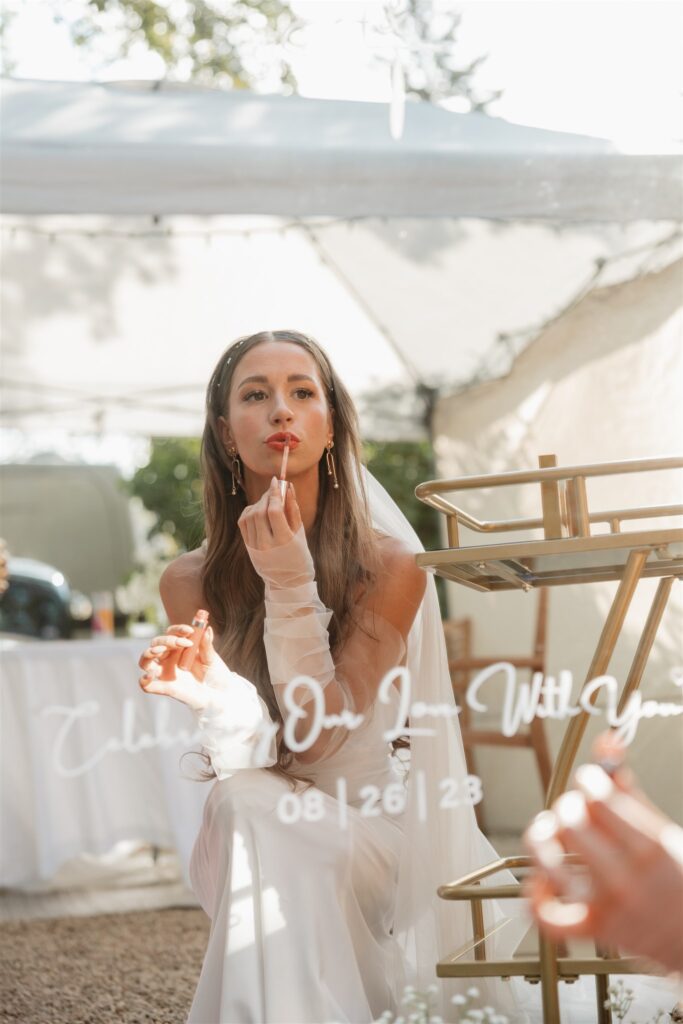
left=56, top=0, right=299, bottom=91
left=363, top=439, right=447, bottom=615
left=378, top=0, right=502, bottom=111
left=128, top=435, right=448, bottom=614
left=2, top=0, right=499, bottom=111
left=363, top=439, right=439, bottom=551
left=127, top=437, right=204, bottom=552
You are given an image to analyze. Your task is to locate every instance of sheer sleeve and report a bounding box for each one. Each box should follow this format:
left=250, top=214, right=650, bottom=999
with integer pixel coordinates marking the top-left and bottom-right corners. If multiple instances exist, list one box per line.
left=193, top=655, right=278, bottom=779
left=246, top=526, right=407, bottom=764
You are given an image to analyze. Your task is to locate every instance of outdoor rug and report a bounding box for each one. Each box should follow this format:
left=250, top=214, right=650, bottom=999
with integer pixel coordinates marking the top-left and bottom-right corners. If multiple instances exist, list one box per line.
left=0, top=906, right=210, bottom=1024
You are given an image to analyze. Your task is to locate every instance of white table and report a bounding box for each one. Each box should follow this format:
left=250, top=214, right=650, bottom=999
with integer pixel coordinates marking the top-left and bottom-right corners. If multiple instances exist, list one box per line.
left=1, top=637, right=210, bottom=888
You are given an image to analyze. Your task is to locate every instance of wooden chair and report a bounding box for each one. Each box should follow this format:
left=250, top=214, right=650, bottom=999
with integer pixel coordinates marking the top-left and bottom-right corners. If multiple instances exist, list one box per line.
left=414, top=453, right=683, bottom=1023
left=443, top=588, right=553, bottom=833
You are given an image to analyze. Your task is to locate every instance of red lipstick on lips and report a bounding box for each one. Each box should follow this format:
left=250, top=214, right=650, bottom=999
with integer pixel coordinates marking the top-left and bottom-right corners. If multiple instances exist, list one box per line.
left=265, top=431, right=300, bottom=449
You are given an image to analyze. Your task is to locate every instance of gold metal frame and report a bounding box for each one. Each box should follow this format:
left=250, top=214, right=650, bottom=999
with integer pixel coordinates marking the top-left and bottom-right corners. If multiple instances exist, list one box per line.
left=415, top=455, right=683, bottom=1023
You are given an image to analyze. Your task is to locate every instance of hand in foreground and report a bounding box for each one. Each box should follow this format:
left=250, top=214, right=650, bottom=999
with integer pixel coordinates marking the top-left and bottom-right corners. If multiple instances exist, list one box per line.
left=138, top=622, right=229, bottom=712
left=524, top=754, right=683, bottom=973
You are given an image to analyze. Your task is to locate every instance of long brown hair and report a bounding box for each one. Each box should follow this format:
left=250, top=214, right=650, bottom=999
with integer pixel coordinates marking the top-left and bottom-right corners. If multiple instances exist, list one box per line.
left=198, top=330, right=382, bottom=788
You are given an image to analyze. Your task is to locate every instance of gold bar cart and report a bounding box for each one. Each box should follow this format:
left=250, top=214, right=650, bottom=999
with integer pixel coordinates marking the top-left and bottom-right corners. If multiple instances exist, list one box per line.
left=414, top=455, right=683, bottom=1023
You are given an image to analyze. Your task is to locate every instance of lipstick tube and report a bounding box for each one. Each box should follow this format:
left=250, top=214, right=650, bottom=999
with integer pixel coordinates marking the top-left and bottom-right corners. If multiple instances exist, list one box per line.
left=278, top=436, right=291, bottom=501
left=178, top=608, right=209, bottom=671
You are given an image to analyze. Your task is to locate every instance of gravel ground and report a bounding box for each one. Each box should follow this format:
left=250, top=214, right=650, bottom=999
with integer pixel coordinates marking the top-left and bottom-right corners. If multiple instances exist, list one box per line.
left=0, top=907, right=210, bottom=1024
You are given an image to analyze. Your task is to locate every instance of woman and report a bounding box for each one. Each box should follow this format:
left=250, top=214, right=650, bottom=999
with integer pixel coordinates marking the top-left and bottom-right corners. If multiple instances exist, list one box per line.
left=138, top=330, right=525, bottom=1023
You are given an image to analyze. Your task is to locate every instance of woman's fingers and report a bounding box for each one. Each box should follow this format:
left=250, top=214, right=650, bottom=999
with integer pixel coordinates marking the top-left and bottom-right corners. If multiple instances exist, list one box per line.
left=527, top=874, right=592, bottom=939
left=574, top=764, right=664, bottom=858
left=587, top=791, right=665, bottom=852
left=158, top=647, right=183, bottom=681
left=266, top=478, right=293, bottom=544
left=284, top=481, right=303, bottom=533
left=239, top=493, right=269, bottom=547
left=239, top=479, right=298, bottom=548
left=557, top=814, right=628, bottom=897
left=139, top=671, right=173, bottom=695
left=139, top=629, right=194, bottom=684
left=524, top=810, right=574, bottom=892
left=253, top=487, right=276, bottom=548
left=194, top=624, right=214, bottom=678
left=138, top=634, right=194, bottom=670
left=238, top=511, right=255, bottom=548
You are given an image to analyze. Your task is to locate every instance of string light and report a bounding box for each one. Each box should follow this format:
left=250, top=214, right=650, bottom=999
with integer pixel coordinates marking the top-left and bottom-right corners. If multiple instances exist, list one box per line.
left=0, top=216, right=367, bottom=242
left=1, top=215, right=679, bottom=425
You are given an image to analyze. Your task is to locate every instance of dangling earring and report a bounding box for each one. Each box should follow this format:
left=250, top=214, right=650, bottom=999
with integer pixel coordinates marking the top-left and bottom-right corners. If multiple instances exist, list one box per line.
left=228, top=448, right=242, bottom=495
left=325, top=440, right=339, bottom=490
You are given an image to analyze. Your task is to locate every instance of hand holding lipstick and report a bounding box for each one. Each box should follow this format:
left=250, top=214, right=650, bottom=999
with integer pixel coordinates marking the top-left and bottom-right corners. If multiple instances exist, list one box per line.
left=238, top=478, right=318, bottom=593
left=138, top=620, right=218, bottom=710
left=238, top=476, right=303, bottom=551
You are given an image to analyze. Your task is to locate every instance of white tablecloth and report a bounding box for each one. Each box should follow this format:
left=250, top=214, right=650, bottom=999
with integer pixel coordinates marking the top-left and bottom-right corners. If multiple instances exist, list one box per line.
left=1, top=637, right=210, bottom=888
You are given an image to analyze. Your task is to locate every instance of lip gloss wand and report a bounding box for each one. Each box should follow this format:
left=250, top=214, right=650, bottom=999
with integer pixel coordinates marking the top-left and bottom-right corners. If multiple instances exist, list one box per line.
left=279, top=433, right=291, bottom=501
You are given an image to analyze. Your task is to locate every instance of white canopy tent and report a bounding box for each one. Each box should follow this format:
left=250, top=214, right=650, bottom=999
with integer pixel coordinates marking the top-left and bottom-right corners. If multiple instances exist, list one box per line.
left=1, top=212, right=680, bottom=441
left=1, top=76, right=681, bottom=220
left=1, top=77, right=681, bottom=844
left=2, top=77, right=681, bottom=443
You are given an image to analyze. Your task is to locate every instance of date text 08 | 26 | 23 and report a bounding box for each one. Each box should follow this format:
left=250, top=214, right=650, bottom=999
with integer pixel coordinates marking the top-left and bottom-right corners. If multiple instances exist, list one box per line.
left=276, top=773, right=483, bottom=829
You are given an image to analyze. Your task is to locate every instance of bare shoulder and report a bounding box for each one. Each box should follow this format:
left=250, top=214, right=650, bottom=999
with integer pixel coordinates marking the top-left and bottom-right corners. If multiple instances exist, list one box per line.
left=159, top=547, right=206, bottom=625
left=370, top=533, right=427, bottom=637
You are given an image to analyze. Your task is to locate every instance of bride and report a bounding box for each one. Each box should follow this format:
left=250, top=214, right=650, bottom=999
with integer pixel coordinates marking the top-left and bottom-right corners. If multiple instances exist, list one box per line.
left=138, top=330, right=526, bottom=1024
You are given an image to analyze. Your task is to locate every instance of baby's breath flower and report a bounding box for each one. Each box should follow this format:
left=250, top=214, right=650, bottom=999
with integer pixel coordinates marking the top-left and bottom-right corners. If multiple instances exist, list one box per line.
left=451, top=995, right=467, bottom=1005
left=467, top=987, right=481, bottom=999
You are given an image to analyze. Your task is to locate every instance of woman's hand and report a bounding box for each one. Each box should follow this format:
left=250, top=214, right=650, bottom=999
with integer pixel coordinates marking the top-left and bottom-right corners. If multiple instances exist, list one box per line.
left=238, top=478, right=315, bottom=589
left=524, top=760, right=683, bottom=973
left=138, top=622, right=218, bottom=711
left=237, top=477, right=302, bottom=551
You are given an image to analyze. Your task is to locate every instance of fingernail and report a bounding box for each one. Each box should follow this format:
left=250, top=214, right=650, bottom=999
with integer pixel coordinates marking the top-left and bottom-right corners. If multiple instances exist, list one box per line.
left=575, top=763, right=613, bottom=801
left=178, top=638, right=194, bottom=647
left=537, top=837, right=566, bottom=872
left=207, top=626, right=213, bottom=641
left=271, top=476, right=278, bottom=488
left=554, top=790, right=588, bottom=830
left=527, top=810, right=558, bottom=844
left=538, top=900, right=587, bottom=929
left=151, top=645, right=166, bottom=654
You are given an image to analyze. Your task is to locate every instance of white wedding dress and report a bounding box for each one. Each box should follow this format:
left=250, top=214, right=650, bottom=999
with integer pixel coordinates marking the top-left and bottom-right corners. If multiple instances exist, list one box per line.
left=183, top=471, right=531, bottom=1024
left=188, top=673, right=413, bottom=1024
